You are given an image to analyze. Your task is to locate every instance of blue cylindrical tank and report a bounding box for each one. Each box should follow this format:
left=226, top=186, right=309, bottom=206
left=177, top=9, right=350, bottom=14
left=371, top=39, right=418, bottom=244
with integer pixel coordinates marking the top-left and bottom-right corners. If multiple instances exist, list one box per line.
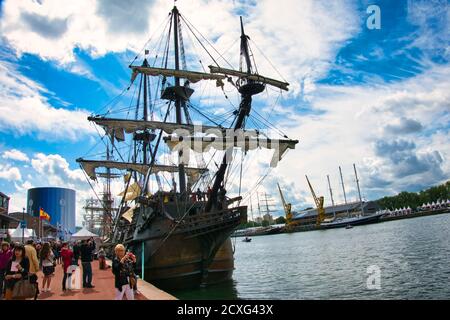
left=27, top=187, right=76, bottom=238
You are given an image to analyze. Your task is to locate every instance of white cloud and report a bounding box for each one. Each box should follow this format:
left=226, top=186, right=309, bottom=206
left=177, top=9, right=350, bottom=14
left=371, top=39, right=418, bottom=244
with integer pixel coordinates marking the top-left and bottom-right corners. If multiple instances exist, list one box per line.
left=0, top=164, right=22, bottom=181
left=0, top=0, right=359, bottom=95
left=1, top=0, right=447, bottom=217
left=31, top=153, right=86, bottom=188
left=28, top=152, right=126, bottom=226
left=3, top=152, right=105, bottom=226
left=264, top=64, right=450, bottom=207
left=0, top=60, right=97, bottom=140
left=2, top=149, right=30, bottom=162
left=7, top=191, right=27, bottom=213
left=406, top=0, right=450, bottom=60
left=0, top=0, right=156, bottom=64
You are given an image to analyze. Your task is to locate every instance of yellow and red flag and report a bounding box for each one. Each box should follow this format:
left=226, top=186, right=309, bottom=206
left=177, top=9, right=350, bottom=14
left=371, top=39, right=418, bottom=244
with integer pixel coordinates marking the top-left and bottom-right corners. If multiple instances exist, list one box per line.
left=39, top=207, right=51, bottom=221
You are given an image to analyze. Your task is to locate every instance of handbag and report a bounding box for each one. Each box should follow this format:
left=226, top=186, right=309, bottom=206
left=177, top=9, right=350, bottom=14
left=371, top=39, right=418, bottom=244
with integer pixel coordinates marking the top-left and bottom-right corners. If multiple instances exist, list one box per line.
left=12, top=279, right=37, bottom=299
left=129, top=275, right=136, bottom=288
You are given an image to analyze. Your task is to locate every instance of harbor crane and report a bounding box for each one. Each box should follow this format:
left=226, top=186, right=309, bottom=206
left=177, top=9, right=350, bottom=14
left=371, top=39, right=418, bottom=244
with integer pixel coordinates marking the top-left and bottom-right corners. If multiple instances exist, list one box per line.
left=305, top=175, right=325, bottom=226
left=277, top=183, right=294, bottom=231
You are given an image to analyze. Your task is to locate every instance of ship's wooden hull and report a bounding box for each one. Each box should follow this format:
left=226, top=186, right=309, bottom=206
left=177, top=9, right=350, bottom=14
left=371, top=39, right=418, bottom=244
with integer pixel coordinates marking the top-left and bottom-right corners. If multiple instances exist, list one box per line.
left=131, top=235, right=235, bottom=291
left=127, top=205, right=246, bottom=291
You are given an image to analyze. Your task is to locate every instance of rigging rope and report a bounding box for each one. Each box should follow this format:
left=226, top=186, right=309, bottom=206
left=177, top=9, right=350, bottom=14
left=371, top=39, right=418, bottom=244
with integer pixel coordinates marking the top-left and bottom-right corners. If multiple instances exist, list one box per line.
left=80, top=164, right=112, bottom=214
left=177, top=15, right=188, bottom=71
left=128, top=14, right=172, bottom=66
left=180, top=13, right=235, bottom=69
left=249, top=39, right=288, bottom=83
left=178, top=14, right=220, bottom=67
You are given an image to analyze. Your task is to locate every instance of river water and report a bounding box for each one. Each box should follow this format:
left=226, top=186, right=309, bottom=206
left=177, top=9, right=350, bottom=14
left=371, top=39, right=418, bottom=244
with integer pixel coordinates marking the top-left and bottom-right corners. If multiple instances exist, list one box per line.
left=173, top=213, right=450, bottom=299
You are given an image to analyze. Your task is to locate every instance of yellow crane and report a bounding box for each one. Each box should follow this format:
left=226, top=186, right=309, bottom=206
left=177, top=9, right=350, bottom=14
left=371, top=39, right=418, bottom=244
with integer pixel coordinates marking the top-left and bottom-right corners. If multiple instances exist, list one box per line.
left=305, top=175, right=325, bottom=226
left=277, top=183, right=293, bottom=231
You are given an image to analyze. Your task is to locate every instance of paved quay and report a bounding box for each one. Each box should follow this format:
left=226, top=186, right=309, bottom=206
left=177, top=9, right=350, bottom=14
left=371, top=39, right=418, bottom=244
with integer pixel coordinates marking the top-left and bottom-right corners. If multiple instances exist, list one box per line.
left=36, top=260, right=176, bottom=300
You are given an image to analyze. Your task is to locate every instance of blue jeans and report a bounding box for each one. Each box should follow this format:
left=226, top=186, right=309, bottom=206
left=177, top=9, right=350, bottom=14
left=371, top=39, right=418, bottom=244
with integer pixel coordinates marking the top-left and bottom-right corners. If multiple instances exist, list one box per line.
left=81, top=262, right=92, bottom=287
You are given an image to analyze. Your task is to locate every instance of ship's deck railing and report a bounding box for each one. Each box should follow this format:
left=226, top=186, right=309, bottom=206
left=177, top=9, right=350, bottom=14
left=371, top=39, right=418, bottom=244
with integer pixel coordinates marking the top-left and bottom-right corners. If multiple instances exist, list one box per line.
left=178, top=206, right=246, bottom=237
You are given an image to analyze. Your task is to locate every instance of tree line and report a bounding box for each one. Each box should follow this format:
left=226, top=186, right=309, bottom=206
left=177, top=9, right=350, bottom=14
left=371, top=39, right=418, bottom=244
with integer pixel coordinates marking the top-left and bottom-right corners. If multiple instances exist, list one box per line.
left=375, top=180, right=450, bottom=210
left=238, top=216, right=286, bottom=229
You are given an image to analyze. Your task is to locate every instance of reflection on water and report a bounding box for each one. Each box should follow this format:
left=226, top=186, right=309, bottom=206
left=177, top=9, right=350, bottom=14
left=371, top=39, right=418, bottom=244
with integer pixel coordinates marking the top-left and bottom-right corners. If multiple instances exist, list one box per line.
left=171, top=213, right=450, bottom=299
left=172, top=279, right=239, bottom=300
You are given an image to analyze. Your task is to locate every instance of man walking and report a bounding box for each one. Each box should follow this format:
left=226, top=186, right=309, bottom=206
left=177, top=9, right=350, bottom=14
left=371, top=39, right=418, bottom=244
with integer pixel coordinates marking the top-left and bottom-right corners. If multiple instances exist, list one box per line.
left=80, top=238, right=96, bottom=288
left=0, top=241, right=12, bottom=299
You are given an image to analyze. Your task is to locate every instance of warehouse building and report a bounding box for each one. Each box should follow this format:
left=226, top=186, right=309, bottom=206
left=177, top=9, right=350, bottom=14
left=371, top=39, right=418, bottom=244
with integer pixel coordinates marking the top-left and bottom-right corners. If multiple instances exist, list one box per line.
left=291, top=201, right=381, bottom=226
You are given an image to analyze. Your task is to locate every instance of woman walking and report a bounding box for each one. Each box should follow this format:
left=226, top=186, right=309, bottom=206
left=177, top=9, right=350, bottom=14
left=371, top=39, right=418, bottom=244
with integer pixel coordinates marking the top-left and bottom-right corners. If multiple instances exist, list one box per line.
left=40, top=242, right=55, bottom=292
left=4, top=244, right=30, bottom=300
left=60, top=242, right=73, bottom=291
left=112, top=244, right=136, bottom=300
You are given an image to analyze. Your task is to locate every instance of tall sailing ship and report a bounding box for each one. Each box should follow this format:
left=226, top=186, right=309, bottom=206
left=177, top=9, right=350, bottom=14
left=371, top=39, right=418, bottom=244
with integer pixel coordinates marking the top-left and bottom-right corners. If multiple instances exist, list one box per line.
left=77, top=5, right=298, bottom=290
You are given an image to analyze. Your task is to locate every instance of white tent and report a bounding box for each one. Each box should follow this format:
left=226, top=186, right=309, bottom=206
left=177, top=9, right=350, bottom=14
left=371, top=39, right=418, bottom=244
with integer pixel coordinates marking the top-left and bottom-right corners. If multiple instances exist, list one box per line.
left=70, top=227, right=100, bottom=240
left=9, top=227, right=36, bottom=242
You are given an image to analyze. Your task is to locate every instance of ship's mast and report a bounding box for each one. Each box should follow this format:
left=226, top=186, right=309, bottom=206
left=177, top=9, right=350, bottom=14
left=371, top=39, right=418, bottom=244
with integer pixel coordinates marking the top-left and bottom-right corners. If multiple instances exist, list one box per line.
left=256, top=192, right=261, bottom=222
left=339, top=165, right=350, bottom=218
left=240, top=17, right=252, bottom=74
left=339, top=166, right=347, bottom=204
left=327, top=175, right=336, bottom=219
left=172, top=6, right=187, bottom=194
left=353, top=163, right=364, bottom=216
left=143, top=59, right=149, bottom=165
left=249, top=195, right=255, bottom=227
left=101, top=133, right=114, bottom=237
left=105, top=144, right=111, bottom=235
left=205, top=16, right=265, bottom=212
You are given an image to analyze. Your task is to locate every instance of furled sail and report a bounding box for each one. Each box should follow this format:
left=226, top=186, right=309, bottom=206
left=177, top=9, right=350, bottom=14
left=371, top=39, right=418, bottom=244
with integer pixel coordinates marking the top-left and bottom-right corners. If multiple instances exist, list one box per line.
left=77, top=159, right=208, bottom=182
left=209, top=66, right=289, bottom=91
left=163, top=136, right=298, bottom=167
left=88, top=117, right=224, bottom=142
left=130, top=66, right=227, bottom=85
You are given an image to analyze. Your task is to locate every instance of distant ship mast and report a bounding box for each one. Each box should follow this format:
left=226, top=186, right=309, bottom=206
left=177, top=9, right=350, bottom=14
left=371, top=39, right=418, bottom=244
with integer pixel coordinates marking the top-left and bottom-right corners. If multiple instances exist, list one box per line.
left=339, top=166, right=350, bottom=218
left=327, top=175, right=336, bottom=219
left=353, top=163, right=364, bottom=216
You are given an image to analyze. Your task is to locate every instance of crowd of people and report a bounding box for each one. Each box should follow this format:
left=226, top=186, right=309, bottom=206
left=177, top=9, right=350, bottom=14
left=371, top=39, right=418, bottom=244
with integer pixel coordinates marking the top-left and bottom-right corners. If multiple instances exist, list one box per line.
left=0, top=238, right=137, bottom=300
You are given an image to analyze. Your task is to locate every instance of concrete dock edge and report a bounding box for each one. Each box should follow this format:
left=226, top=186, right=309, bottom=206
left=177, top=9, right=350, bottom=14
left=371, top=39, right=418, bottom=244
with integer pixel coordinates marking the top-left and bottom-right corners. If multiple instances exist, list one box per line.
left=106, top=259, right=177, bottom=300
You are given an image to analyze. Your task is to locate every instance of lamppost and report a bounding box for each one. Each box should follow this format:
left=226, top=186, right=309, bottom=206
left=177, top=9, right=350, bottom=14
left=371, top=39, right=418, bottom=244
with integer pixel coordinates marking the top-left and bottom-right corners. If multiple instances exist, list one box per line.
left=27, top=199, right=33, bottom=237
left=22, top=207, right=25, bottom=244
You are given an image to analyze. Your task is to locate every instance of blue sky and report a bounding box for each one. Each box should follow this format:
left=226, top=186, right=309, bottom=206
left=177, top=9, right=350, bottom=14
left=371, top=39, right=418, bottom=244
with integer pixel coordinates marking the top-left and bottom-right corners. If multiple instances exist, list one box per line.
left=0, top=0, right=449, bottom=223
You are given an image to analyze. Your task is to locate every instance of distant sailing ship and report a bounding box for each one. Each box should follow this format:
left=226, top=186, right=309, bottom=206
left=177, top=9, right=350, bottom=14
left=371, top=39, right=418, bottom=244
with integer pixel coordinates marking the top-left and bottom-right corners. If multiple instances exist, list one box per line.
left=77, top=5, right=298, bottom=290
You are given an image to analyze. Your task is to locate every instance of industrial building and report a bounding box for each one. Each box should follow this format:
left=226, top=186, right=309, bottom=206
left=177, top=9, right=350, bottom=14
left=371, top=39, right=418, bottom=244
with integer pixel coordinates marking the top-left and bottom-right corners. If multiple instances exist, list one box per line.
left=0, top=191, right=18, bottom=240
left=291, top=201, right=381, bottom=226
left=0, top=191, right=10, bottom=215
left=27, top=187, right=76, bottom=239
